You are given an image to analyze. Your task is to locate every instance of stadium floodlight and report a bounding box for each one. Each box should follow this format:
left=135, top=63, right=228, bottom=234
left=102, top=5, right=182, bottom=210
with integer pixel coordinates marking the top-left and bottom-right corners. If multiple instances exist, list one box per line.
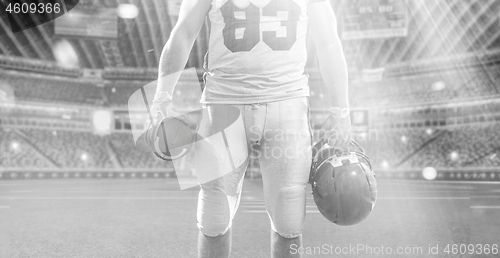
left=52, top=39, right=79, bottom=69
left=81, top=153, right=88, bottom=162
left=450, top=151, right=459, bottom=161
left=381, top=160, right=389, bottom=169
left=117, top=4, right=139, bottom=19
left=432, top=81, right=446, bottom=91
left=10, top=141, right=19, bottom=151
left=422, top=167, right=438, bottom=180
left=92, top=110, right=112, bottom=135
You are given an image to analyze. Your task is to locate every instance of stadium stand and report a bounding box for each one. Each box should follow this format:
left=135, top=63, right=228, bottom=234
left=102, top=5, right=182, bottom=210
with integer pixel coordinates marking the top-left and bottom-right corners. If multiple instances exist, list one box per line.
left=20, top=129, right=114, bottom=169
left=107, top=132, right=173, bottom=169
left=1, top=123, right=499, bottom=174
left=1, top=71, right=105, bottom=105
left=0, top=129, right=53, bottom=168
left=105, top=80, right=202, bottom=109
left=1, top=64, right=499, bottom=174
left=351, top=124, right=500, bottom=169
left=401, top=124, right=500, bottom=168
left=359, top=128, right=435, bottom=169
left=105, top=80, right=144, bottom=107
left=347, top=66, right=500, bottom=108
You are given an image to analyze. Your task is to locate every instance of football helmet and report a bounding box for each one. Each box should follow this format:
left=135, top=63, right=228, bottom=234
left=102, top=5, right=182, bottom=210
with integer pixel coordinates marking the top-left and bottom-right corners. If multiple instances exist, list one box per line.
left=310, top=140, right=377, bottom=226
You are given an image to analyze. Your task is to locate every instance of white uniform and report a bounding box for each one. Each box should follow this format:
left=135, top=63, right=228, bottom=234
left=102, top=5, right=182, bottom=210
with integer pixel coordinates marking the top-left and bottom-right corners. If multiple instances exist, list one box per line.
left=197, top=0, right=325, bottom=239
left=202, top=0, right=320, bottom=104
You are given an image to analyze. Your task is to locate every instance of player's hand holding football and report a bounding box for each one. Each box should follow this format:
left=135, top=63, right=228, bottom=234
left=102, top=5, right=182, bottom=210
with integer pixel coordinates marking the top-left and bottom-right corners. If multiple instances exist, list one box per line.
left=143, top=91, right=184, bottom=148
left=321, top=107, right=352, bottom=148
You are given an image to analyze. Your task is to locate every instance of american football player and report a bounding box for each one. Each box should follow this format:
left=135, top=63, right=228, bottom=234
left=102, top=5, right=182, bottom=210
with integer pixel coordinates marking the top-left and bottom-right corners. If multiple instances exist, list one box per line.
left=149, top=0, right=351, bottom=257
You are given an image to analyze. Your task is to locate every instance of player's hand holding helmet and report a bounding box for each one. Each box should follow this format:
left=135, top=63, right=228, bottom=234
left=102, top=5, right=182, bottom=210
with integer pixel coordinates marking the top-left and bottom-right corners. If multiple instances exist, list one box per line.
left=138, top=91, right=194, bottom=161
left=310, top=139, right=377, bottom=226
left=320, top=107, right=352, bottom=148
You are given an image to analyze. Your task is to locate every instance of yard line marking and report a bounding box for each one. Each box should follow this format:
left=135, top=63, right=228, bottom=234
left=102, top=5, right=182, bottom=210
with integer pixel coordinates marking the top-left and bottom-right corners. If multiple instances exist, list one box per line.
left=243, top=198, right=472, bottom=205
left=6, top=199, right=259, bottom=202
left=380, top=189, right=472, bottom=192
left=0, top=196, right=472, bottom=200
left=380, top=180, right=500, bottom=184
left=435, top=181, right=500, bottom=185
left=242, top=205, right=318, bottom=208
left=244, top=210, right=319, bottom=213
left=470, top=206, right=500, bottom=209
left=8, top=190, right=199, bottom=193
left=377, top=197, right=470, bottom=200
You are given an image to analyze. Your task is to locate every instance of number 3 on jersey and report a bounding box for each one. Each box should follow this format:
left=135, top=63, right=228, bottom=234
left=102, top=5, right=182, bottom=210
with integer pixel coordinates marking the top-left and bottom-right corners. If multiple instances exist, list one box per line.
left=221, top=0, right=301, bottom=52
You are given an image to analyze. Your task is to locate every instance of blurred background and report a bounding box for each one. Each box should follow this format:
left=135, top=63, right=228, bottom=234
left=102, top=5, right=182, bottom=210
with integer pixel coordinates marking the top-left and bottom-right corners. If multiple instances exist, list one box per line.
left=1, top=0, right=500, bottom=257
left=1, top=0, right=499, bottom=180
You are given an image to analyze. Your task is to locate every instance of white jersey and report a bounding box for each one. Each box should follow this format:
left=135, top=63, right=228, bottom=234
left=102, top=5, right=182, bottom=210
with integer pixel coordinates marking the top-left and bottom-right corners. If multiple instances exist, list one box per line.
left=201, top=0, right=322, bottom=104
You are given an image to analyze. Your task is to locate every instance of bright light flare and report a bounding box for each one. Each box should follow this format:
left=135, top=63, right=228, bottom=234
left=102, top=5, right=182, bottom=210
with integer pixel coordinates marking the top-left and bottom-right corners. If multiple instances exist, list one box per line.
left=117, top=4, right=139, bottom=19
left=92, top=110, right=112, bottom=135
left=432, top=81, right=446, bottom=91
left=422, top=167, right=437, bottom=180
left=10, top=141, right=19, bottom=151
left=52, top=39, right=79, bottom=69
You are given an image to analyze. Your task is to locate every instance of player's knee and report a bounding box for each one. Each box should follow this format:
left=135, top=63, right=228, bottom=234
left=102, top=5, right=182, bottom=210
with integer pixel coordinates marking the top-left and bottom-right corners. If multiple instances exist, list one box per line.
left=197, top=188, right=237, bottom=237
left=269, top=186, right=306, bottom=239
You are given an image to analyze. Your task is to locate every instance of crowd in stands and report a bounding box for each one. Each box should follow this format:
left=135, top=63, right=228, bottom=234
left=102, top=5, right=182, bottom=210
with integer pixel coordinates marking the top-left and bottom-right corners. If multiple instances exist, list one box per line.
left=358, top=128, right=435, bottom=169
left=20, top=129, right=114, bottom=169
left=401, top=124, right=500, bottom=168
left=4, top=65, right=498, bottom=112
left=104, top=80, right=144, bottom=107
left=1, top=123, right=499, bottom=171
left=348, top=66, right=500, bottom=108
left=0, top=129, right=53, bottom=168
left=1, top=65, right=499, bottom=173
left=348, top=124, right=500, bottom=169
left=105, top=80, right=202, bottom=110
left=1, top=72, right=105, bottom=105
left=107, top=132, right=172, bottom=169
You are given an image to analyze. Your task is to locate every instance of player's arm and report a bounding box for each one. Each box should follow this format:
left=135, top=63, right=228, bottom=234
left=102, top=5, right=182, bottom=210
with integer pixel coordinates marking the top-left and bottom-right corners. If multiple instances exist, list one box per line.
left=308, top=0, right=348, bottom=108
left=141, top=0, right=210, bottom=150
left=308, top=1, right=351, bottom=147
left=155, top=0, right=211, bottom=101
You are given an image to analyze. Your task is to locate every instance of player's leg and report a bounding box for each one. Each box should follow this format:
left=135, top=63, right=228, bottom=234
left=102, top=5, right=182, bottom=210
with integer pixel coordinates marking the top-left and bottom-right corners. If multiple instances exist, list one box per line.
left=197, top=148, right=249, bottom=258
left=271, top=231, right=303, bottom=258
left=198, top=228, right=232, bottom=258
left=259, top=97, right=312, bottom=258
left=197, top=104, right=263, bottom=258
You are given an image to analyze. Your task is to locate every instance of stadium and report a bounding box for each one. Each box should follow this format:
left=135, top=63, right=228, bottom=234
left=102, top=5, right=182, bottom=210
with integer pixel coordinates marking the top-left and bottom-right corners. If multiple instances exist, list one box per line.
left=0, top=0, right=499, bottom=257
